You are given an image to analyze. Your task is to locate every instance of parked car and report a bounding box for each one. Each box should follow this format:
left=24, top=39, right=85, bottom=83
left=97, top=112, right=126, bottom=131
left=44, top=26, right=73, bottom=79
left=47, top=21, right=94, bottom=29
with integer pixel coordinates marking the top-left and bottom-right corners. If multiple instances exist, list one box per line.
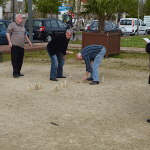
left=87, top=20, right=121, bottom=34
left=25, top=18, right=75, bottom=42
left=85, top=23, right=90, bottom=32
left=119, top=18, right=148, bottom=36
left=0, top=20, right=11, bottom=45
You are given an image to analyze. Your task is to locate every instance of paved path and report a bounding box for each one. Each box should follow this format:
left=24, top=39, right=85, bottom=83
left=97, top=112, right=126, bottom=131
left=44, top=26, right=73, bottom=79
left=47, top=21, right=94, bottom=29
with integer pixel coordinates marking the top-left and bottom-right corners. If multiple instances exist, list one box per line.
left=0, top=43, right=146, bottom=55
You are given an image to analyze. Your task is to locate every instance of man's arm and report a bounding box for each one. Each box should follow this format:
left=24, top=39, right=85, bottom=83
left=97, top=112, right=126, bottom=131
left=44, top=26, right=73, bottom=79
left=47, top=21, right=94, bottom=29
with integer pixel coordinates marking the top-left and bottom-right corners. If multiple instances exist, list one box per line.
left=6, top=34, right=12, bottom=48
left=25, top=35, right=33, bottom=47
left=83, top=71, right=89, bottom=82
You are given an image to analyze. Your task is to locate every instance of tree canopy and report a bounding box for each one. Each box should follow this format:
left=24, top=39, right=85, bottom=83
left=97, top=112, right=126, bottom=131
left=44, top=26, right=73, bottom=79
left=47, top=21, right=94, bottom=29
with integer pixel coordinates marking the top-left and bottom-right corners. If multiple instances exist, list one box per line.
left=33, top=0, right=61, bottom=18
left=0, top=0, right=8, bottom=9
left=143, top=0, right=150, bottom=15
left=83, top=0, right=119, bottom=32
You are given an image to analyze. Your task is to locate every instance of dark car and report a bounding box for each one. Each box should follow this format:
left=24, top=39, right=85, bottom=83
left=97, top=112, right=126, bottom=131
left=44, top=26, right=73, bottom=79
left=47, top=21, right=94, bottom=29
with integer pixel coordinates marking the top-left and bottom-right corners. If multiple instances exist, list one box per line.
left=87, top=20, right=121, bottom=34
left=25, top=18, right=75, bottom=42
left=0, top=20, right=11, bottom=45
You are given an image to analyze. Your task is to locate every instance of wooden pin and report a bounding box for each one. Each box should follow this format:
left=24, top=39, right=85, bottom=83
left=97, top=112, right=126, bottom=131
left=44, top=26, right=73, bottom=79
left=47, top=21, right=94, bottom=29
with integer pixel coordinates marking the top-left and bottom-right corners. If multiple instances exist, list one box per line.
left=35, top=84, right=38, bottom=90
left=64, top=80, right=67, bottom=87
left=28, top=85, right=31, bottom=91
left=69, top=74, right=72, bottom=80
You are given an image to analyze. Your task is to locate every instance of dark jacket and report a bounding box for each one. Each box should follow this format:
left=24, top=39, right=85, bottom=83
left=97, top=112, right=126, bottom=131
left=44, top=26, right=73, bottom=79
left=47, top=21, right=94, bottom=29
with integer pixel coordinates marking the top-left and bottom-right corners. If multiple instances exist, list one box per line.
left=47, top=32, right=70, bottom=56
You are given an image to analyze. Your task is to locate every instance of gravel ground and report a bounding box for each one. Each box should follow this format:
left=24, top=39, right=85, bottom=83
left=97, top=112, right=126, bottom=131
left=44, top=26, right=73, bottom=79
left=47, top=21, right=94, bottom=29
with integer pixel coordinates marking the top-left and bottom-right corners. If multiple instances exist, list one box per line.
left=0, top=57, right=150, bottom=150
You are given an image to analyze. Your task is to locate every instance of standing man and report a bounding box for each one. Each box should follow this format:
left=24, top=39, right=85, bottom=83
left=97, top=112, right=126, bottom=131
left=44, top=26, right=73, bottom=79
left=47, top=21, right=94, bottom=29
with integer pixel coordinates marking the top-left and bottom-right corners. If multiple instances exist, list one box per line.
left=145, top=43, right=150, bottom=123
left=47, top=29, right=73, bottom=81
left=6, top=14, right=32, bottom=78
left=76, top=45, right=106, bottom=85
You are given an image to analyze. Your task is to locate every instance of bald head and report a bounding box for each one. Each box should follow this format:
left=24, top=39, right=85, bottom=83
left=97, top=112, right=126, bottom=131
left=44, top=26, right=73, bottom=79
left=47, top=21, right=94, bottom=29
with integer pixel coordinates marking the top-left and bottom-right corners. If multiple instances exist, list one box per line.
left=76, top=52, right=83, bottom=61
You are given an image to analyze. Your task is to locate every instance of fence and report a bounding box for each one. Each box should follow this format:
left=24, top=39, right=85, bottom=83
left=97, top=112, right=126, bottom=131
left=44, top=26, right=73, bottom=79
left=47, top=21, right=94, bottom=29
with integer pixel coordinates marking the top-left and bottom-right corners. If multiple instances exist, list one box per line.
left=82, top=30, right=121, bottom=58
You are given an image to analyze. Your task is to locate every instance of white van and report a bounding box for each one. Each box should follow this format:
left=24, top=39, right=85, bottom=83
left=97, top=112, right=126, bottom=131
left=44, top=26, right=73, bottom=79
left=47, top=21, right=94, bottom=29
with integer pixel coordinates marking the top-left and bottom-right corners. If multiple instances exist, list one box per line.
left=119, top=18, right=148, bottom=36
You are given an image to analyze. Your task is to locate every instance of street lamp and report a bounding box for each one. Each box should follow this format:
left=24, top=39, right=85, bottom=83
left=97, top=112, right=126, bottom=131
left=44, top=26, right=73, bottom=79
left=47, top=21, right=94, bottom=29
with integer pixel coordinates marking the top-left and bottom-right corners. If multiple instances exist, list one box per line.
left=13, top=0, right=15, bottom=22
left=141, top=0, right=143, bottom=20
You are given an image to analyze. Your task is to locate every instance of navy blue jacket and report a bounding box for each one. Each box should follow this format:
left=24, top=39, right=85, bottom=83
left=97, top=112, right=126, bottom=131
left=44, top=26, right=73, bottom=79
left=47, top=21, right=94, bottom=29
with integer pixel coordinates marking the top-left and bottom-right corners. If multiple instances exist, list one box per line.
left=47, top=32, right=70, bottom=56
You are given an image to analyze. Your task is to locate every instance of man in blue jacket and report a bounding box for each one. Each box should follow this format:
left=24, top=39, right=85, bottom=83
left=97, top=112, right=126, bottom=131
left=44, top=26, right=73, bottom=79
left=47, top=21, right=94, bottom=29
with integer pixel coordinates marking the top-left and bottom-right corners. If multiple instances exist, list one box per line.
left=76, top=45, right=106, bottom=85
left=47, top=29, right=73, bottom=81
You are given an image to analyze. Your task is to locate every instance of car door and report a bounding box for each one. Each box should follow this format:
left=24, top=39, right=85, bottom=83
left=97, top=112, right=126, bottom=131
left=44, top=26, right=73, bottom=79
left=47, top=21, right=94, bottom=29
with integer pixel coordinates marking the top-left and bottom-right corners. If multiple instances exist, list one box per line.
left=0, top=21, right=8, bottom=44
left=139, top=20, right=146, bottom=35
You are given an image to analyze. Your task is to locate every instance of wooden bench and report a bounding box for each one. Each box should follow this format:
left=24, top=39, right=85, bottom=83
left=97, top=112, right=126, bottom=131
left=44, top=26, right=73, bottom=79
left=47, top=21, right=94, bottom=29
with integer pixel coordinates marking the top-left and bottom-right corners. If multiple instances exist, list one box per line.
left=0, top=51, right=3, bottom=62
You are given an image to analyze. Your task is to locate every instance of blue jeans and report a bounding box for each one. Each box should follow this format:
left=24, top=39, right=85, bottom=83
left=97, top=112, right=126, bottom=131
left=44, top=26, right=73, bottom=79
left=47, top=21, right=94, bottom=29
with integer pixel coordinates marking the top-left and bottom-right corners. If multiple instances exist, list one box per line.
left=90, top=47, right=106, bottom=81
left=47, top=50, right=64, bottom=78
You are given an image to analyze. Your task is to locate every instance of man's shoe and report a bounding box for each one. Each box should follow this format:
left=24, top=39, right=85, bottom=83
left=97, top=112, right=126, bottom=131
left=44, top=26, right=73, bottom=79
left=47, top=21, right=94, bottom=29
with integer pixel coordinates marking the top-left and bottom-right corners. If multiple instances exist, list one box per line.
left=87, top=78, right=93, bottom=81
left=147, top=119, right=150, bottom=123
left=50, top=78, right=58, bottom=81
left=13, top=75, right=19, bottom=78
left=89, top=81, right=99, bottom=85
left=56, top=76, right=66, bottom=78
left=19, top=74, right=24, bottom=76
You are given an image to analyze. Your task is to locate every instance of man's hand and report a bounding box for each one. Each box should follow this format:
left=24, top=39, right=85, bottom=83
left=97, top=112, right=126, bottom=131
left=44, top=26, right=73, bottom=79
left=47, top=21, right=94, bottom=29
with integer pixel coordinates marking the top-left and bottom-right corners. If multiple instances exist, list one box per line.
left=9, top=42, right=12, bottom=48
left=66, top=51, right=73, bottom=55
left=29, top=42, right=33, bottom=47
left=63, top=55, right=66, bottom=60
left=66, top=51, right=70, bottom=55
left=83, top=71, right=89, bottom=82
left=83, top=76, right=87, bottom=82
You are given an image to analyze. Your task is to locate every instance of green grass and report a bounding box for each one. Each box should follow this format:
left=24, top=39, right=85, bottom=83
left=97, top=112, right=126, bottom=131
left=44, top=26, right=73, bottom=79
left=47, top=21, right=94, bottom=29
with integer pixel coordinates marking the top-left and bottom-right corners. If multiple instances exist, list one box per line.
left=70, top=34, right=150, bottom=47
left=2, top=49, right=149, bottom=63
left=69, top=41, right=82, bottom=44
left=120, top=35, right=149, bottom=48
left=108, top=51, right=148, bottom=59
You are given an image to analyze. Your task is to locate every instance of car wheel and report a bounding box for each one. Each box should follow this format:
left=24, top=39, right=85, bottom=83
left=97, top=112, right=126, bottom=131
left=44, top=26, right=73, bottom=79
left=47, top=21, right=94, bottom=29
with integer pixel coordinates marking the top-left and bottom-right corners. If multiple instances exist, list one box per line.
left=134, top=31, right=137, bottom=36
left=45, top=34, right=52, bottom=42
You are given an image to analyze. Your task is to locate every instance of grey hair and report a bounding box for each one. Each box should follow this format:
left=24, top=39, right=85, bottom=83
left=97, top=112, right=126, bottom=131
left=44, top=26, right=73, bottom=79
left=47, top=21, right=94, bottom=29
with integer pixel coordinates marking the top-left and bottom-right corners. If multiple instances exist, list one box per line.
left=15, top=14, right=22, bottom=19
left=66, top=28, right=74, bottom=34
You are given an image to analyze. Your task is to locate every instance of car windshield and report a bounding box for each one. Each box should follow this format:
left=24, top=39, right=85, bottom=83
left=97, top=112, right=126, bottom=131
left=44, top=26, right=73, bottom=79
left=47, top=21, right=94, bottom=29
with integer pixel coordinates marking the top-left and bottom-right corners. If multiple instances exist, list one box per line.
left=120, top=20, right=132, bottom=25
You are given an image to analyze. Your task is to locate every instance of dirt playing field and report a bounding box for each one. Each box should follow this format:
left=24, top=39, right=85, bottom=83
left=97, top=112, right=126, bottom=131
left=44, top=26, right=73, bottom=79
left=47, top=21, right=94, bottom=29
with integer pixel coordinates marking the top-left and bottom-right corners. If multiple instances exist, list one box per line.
left=0, top=56, right=150, bottom=149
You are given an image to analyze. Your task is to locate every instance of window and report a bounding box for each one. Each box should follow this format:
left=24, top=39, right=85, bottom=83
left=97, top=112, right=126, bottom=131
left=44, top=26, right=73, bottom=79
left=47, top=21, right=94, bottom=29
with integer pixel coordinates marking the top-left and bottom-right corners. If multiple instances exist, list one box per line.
left=25, top=20, right=29, bottom=27
left=120, top=20, right=132, bottom=25
left=0, top=22, right=6, bottom=29
left=33, top=20, right=42, bottom=27
left=111, top=22, right=117, bottom=28
left=45, top=21, right=51, bottom=27
left=57, top=20, right=67, bottom=29
left=141, top=21, right=145, bottom=26
left=5, top=22, right=11, bottom=27
left=92, top=21, right=98, bottom=27
left=50, top=20, right=58, bottom=28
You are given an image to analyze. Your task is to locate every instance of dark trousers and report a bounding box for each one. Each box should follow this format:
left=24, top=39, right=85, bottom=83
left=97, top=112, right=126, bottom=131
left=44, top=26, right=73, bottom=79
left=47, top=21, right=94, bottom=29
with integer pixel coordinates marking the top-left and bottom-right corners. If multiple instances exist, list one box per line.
left=11, top=45, right=24, bottom=76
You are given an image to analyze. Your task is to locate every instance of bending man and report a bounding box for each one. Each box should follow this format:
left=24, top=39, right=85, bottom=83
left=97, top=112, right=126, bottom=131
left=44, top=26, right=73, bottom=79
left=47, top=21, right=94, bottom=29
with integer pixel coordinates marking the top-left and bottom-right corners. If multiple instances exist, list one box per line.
left=76, top=45, right=106, bottom=85
left=47, top=29, right=73, bottom=81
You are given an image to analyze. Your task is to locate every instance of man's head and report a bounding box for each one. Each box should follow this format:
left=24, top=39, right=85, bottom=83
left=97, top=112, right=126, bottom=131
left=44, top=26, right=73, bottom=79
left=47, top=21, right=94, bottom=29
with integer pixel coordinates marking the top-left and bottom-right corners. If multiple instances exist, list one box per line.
left=76, top=52, right=83, bottom=61
left=15, top=14, right=23, bottom=24
left=66, top=29, right=73, bottom=39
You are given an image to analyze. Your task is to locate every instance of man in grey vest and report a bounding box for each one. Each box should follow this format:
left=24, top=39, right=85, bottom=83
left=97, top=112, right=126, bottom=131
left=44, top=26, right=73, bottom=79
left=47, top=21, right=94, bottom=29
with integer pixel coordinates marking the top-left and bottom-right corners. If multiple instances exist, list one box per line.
left=6, top=14, right=32, bottom=78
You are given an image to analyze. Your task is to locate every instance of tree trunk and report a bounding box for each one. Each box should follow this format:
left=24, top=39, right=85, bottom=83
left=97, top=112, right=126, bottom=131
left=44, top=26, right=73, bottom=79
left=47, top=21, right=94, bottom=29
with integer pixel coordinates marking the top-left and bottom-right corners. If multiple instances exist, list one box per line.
left=137, top=0, right=139, bottom=36
left=98, top=14, right=105, bottom=33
